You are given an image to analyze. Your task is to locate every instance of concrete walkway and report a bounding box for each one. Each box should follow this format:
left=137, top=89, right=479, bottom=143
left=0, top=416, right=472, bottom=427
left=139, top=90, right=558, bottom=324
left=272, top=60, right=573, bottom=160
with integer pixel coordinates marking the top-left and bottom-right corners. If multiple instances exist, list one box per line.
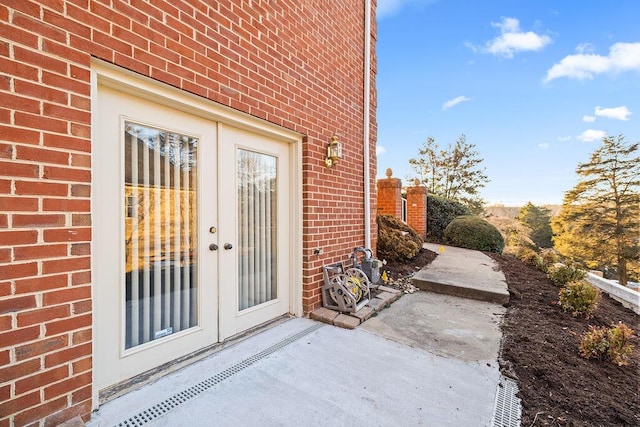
left=361, top=291, right=505, bottom=363
left=412, top=243, right=509, bottom=304
left=87, top=244, right=511, bottom=427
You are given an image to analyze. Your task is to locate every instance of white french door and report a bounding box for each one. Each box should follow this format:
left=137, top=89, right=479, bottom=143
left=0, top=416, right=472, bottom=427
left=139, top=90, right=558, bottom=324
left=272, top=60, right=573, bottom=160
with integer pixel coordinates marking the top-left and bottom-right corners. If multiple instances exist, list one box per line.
left=94, top=85, right=219, bottom=392
left=218, top=125, right=291, bottom=340
left=93, top=83, right=292, bottom=395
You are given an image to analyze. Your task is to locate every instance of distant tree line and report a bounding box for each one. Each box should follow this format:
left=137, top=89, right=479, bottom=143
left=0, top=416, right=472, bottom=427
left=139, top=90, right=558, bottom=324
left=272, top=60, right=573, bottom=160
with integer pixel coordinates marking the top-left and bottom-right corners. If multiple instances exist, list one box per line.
left=517, top=202, right=553, bottom=248
left=408, top=132, right=639, bottom=285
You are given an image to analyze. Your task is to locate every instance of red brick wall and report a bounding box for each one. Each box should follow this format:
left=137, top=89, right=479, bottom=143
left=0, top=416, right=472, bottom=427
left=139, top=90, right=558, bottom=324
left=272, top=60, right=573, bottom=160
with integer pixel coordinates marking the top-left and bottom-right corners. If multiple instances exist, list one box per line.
left=0, top=0, right=377, bottom=424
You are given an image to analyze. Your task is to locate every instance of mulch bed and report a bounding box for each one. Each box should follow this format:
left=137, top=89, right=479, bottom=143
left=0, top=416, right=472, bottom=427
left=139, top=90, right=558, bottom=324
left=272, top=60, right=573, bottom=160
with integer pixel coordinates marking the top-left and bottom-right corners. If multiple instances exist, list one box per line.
left=488, top=253, right=639, bottom=427
left=383, top=248, right=639, bottom=426
left=382, top=248, right=438, bottom=279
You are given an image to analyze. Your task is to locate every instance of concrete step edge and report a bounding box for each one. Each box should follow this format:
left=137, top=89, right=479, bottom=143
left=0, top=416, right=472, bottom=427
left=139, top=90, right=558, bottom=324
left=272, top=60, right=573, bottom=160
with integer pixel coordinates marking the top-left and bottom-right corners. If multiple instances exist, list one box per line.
left=411, top=277, right=509, bottom=304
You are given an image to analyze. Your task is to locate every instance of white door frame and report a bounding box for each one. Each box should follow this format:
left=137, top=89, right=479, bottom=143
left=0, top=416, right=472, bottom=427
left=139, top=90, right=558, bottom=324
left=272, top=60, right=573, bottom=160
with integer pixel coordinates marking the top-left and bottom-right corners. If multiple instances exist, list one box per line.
left=90, top=60, right=303, bottom=408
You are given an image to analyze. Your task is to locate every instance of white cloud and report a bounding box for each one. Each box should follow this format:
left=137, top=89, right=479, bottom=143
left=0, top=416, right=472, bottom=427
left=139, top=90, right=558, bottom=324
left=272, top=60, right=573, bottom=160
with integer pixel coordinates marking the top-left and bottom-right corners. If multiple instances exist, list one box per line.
left=582, top=115, right=596, bottom=122
left=442, top=95, right=471, bottom=110
left=470, top=17, right=552, bottom=58
left=538, top=143, right=550, bottom=149
left=377, top=0, right=437, bottom=19
left=575, top=43, right=596, bottom=54
left=545, top=42, right=640, bottom=81
left=594, top=105, right=631, bottom=121
left=577, top=129, right=606, bottom=142
left=557, top=136, right=572, bottom=142
left=376, top=145, right=387, bottom=155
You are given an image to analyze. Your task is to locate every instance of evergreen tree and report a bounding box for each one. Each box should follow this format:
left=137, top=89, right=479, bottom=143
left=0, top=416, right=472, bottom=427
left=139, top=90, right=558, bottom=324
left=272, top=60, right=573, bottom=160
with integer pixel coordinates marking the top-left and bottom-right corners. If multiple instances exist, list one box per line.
left=552, top=135, right=640, bottom=285
left=517, top=202, right=553, bottom=248
left=409, top=134, right=488, bottom=212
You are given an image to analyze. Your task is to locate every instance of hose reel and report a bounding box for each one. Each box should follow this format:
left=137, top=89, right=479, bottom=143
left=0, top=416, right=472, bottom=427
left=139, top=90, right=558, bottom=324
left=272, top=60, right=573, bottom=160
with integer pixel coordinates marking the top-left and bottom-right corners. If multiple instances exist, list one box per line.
left=322, top=263, right=371, bottom=313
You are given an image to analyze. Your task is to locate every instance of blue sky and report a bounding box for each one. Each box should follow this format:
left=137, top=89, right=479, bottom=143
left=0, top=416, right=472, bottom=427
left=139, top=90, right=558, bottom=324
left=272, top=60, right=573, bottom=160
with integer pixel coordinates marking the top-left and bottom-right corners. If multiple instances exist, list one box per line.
left=375, top=0, right=640, bottom=205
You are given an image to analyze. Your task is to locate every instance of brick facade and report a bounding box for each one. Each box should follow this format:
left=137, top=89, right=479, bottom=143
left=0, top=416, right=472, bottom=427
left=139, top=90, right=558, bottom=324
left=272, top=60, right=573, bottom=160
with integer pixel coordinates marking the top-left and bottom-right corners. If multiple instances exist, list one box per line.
left=0, top=1, right=377, bottom=424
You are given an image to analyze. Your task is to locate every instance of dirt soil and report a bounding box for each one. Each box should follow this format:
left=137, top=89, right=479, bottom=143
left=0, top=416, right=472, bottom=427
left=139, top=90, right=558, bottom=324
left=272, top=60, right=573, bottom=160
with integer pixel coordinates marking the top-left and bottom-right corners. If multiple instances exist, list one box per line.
left=383, top=249, right=639, bottom=427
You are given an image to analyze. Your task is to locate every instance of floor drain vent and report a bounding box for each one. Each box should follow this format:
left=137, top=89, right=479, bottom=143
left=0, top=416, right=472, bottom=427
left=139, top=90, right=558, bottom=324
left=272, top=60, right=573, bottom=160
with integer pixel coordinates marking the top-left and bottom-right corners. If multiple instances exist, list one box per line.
left=114, top=323, right=323, bottom=427
left=491, top=375, right=522, bottom=427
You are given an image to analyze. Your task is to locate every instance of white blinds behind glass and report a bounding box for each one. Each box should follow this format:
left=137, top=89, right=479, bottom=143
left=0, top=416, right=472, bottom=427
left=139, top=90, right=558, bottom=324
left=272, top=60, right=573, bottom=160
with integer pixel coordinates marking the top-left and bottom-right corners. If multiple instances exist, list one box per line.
left=237, top=149, right=277, bottom=311
left=124, top=122, right=198, bottom=349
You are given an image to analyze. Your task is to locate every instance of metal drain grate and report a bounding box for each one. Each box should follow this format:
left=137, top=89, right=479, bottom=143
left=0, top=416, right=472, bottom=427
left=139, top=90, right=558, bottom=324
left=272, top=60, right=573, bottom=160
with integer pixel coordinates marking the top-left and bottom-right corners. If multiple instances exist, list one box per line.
left=491, top=375, right=522, bottom=427
left=114, top=323, right=323, bottom=427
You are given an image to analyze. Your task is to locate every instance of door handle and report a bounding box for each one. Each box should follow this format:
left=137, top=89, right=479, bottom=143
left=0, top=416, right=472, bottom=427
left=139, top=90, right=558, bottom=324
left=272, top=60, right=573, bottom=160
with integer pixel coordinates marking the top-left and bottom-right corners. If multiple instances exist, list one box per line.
left=209, top=243, right=219, bottom=251
left=223, top=243, right=233, bottom=250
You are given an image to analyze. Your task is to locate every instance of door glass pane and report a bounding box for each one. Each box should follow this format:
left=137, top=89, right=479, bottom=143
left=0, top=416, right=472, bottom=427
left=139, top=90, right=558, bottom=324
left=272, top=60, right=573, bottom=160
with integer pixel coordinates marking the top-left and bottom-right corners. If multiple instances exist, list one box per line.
left=124, top=122, right=198, bottom=349
left=237, top=149, right=277, bottom=311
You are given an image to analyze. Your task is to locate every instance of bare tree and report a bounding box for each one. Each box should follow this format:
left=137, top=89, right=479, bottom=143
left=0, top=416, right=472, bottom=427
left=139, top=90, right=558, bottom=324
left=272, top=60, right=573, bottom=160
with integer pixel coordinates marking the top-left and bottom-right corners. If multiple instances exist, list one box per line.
left=409, top=134, right=489, bottom=212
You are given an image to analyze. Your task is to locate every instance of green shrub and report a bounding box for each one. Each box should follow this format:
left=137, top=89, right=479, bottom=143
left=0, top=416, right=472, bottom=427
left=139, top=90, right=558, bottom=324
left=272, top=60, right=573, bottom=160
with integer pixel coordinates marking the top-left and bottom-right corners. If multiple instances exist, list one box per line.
left=579, top=325, right=608, bottom=360
left=515, top=246, right=543, bottom=268
left=426, top=195, right=472, bottom=242
left=579, top=323, right=635, bottom=366
left=376, top=214, right=424, bottom=262
left=539, top=249, right=559, bottom=272
left=516, top=247, right=559, bottom=272
left=443, top=215, right=505, bottom=253
left=548, top=263, right=587, bottom=285
left=558, top=280, right=600, bottom=318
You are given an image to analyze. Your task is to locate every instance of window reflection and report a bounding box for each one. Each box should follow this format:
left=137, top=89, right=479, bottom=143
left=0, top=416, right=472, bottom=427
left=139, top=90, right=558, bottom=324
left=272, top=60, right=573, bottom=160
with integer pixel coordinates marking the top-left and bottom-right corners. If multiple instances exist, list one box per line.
left=124, top=122, right=198, bottom=349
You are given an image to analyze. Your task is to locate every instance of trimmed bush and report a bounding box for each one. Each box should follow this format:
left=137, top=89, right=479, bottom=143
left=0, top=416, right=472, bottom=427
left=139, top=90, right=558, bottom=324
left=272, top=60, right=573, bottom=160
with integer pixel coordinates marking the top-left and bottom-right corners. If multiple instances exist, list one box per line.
left=426, top=194, right=472, bottom=242
left=443, top=215, right=505, bottom=253
left=579, top=323, right=635, bottom=366
left=559, top=280, right=600, bottom=318
left=376, top=214, right=424, bottom=262
left=548, top=262, right=587, bottom=285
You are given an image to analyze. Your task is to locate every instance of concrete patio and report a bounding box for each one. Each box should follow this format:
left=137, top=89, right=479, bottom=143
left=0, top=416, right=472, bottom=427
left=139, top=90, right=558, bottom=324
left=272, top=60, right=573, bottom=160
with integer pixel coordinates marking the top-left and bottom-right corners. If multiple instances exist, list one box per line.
left=87, top=244, right=517, bottom=426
